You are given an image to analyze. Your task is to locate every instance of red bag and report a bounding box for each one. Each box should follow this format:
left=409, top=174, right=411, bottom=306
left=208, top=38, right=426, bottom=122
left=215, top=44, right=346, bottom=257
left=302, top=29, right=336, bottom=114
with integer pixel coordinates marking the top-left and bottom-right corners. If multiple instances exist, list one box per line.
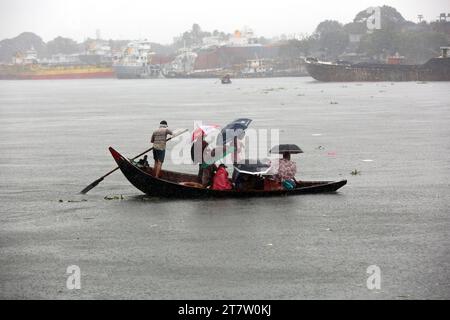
left=212, top=167, right=232, bottom=190
left=264, top=178, right=282, bottom=191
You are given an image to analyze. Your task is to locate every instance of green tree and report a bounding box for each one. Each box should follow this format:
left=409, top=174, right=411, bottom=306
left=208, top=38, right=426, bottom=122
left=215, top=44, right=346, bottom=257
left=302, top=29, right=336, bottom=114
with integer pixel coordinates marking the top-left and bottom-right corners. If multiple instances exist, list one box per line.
left=314, top=20, right=349, bottom=59
left=354, top=5, right=407, bottom=32
left=358, top=30, right=398, bottom=57
left=396, top=31, right=449, bottom=63
left=47, top=36, right=79, bottom=55
left=278, top=36, right=317, bottom=58
left=359, top=28, right=448, bottom=63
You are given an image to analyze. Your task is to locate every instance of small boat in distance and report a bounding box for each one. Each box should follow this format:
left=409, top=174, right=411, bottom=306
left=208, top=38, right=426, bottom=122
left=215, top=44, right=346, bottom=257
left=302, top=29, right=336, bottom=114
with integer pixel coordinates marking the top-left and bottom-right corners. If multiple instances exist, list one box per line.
left=109, top=147, right=347, bottom=198
left=221, top=74, right=232, bottom=84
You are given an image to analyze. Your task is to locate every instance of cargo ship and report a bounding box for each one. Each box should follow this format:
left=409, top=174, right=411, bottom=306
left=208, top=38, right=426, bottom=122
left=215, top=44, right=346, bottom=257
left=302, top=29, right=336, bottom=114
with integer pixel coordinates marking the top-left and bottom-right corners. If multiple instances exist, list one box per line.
left=163, top=49, right=199, bottom=78
left=0, top=64, right=114, bottom=80
left=113, top=40, right=164, bottom=79
left=0, top=47, right=114, bottom=80
left=238, top=58, right=274, bottom=77
left=305, top=47, right=450, bottom=82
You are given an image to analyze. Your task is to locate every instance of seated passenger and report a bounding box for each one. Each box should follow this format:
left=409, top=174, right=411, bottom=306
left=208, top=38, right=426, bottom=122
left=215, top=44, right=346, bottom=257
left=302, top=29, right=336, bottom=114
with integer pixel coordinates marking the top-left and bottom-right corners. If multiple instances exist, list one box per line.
left=137, top=155, right=149, bottom=167
left=274, top=152, right=297, bottom=189
left=212, top=164, right=233, bottom=190
left=234, top=172, right=252, bottom=191
left=234, top=172, right=265, bottom=191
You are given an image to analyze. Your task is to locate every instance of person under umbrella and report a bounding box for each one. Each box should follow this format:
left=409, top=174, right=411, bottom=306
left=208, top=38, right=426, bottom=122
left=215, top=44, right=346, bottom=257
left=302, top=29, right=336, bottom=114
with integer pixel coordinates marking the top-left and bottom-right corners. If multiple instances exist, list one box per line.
left=269, top=144, right=303, bottom=189
left=191, top=124, right=220, bottom=143
left=191, top=124, right=220, bottom=186
left=216, top=118, right=252, bottom=165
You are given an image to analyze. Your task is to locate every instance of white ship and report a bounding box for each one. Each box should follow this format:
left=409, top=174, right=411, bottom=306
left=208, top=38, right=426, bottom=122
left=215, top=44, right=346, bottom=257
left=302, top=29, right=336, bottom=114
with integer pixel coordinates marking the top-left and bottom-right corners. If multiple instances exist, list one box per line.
left=163, top=48, right=198, bottom=78
left=113, top=40, right=162, bottom=79
left=240, top=58, right=274, bottom=77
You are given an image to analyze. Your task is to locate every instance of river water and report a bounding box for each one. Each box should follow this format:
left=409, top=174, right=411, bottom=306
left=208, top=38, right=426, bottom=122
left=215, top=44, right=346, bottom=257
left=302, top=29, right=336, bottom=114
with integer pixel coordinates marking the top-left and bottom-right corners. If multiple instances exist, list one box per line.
left=0, top=78, right=449, bottom=299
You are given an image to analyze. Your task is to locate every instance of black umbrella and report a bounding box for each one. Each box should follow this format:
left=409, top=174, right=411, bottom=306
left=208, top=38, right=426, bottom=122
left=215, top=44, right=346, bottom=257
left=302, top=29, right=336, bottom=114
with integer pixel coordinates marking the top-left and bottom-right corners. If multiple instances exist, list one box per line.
left=269, top=144, right=303, bottom=154
left=216, top=118, right=252, bottom=145
left=233, top=159, right=271, bottom=175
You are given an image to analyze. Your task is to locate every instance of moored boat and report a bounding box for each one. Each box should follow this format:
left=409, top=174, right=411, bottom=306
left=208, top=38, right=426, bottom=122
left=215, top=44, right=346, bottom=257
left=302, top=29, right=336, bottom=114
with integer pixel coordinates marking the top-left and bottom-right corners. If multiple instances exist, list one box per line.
left=109, top=147, right=347, bottom=198
left=0, top=45, right=115, bottom=80
left=113, top=40, right=163, bottom=79
left=0, top=64, right=114, bottom=80
left=305, top=47, right=450, bottom=82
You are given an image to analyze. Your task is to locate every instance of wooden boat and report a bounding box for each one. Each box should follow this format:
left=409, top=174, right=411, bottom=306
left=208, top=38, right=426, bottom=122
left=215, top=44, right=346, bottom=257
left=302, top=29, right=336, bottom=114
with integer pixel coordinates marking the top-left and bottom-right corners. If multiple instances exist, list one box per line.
left=109, top=147, right=347, bottom=198
left=221, top=75, right=232, bottom=84
left=305, top=47, right=450, bottom=82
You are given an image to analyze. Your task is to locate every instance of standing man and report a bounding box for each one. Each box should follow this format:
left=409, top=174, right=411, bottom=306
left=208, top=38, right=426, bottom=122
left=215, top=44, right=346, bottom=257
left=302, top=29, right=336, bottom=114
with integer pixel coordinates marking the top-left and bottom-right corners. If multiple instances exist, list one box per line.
left=151, top=120, right=172, bottom=178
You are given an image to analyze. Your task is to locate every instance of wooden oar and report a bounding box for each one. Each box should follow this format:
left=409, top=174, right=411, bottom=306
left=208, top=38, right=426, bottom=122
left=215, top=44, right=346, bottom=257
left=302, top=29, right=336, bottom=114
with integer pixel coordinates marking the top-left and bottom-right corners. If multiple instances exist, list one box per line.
left=79, top=129, right=188, bottom=194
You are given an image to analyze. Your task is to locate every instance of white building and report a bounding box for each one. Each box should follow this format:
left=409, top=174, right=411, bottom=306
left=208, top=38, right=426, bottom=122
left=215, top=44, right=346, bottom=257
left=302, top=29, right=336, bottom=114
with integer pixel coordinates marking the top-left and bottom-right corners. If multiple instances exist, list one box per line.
left=12, top=47, right=38, bottom=65
left=227, top=27, right=261, bottom=47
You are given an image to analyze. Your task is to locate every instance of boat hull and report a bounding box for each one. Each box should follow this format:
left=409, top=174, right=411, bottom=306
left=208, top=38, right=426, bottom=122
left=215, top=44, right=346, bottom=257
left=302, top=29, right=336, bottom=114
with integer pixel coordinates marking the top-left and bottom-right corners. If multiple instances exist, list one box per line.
left=0, top=66, right=115, bottom=80
left=305, top=57, right=450, bottom=82
left=113, top=65, right=162, bottom=79
left=109, top=147, right=347, bottom=198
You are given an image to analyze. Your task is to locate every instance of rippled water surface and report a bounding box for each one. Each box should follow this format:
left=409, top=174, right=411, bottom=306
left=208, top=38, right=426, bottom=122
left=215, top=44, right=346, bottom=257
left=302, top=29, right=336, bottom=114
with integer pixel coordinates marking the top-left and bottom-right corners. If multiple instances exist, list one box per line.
left=0, top=78, right=449, bottom=299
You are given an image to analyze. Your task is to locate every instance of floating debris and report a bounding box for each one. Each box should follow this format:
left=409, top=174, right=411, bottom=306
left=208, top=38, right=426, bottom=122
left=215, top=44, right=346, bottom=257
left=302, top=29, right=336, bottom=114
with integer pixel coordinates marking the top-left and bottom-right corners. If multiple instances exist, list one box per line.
left=316, top=145, right=325, bottom=150
left=325, top=228, right=332, bottom=231
left=351, top=169, right=361, bottom=175
left=362, top=159, right=374, bottom=162
left=327, top=151, right=337, bottom=156
left=262, top=87, right=285, bottom=94
left=330, top=101, right=339, bottom=104
left=59, top=199, right=87, bottom=203
left=312, top=133, right=322, bottom=136
left=104, top=194, right=124, bottom=200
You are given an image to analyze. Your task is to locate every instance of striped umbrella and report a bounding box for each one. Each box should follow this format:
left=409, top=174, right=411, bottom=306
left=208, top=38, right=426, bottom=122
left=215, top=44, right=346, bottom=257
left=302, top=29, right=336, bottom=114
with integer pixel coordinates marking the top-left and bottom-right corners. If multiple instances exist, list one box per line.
left=191, top=124, right=220, bottom=142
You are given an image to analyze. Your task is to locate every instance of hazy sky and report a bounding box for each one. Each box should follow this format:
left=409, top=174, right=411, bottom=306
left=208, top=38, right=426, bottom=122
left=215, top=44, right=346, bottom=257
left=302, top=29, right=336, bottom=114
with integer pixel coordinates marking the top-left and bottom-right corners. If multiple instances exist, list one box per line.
left=1, top=0, right=449, bottom=44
